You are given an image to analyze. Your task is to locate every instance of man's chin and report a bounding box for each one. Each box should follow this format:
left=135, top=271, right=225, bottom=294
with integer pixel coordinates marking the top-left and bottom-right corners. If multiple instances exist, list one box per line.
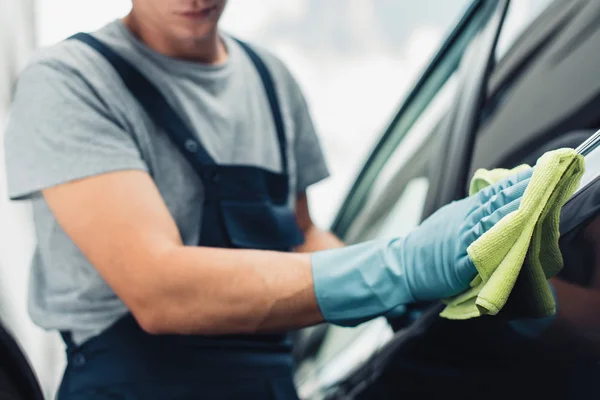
left=174, top=25, right=217, bottom=43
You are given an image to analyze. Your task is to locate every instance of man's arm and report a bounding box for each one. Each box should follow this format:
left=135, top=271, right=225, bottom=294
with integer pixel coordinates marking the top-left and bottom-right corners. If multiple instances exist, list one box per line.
left=43, top=170, right=325, bottom=336
left=294, top=192, right=344, bottom=253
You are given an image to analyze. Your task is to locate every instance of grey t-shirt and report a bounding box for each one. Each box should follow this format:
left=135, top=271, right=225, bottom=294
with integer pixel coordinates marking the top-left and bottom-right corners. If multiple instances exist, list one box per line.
left=3, top=20, right=329, bottom=344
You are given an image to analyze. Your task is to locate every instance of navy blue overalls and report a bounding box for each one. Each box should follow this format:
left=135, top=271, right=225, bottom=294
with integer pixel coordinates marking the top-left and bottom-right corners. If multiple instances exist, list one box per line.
left=57, top=33, right=306, bottom=400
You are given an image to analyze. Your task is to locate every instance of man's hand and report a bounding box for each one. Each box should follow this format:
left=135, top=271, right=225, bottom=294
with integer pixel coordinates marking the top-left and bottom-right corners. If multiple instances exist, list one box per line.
left=404, top=168, right=532, bottom=300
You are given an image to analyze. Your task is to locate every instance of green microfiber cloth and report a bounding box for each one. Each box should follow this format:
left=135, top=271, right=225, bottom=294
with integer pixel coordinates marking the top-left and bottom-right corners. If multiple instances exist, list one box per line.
left=440, top=148, right=585, bottom=320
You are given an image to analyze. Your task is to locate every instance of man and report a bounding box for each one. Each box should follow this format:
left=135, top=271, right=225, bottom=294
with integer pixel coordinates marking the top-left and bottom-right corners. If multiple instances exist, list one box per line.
left=3, top=1, right=530, bottom=398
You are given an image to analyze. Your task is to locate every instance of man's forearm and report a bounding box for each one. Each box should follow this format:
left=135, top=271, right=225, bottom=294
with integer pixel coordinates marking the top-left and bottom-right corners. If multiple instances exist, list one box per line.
left=132, top=245, right=325, bottom=336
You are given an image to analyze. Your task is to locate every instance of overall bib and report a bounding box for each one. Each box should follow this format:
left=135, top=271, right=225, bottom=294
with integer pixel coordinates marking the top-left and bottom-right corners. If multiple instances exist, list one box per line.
left=57, top=33, right=306, bottom=400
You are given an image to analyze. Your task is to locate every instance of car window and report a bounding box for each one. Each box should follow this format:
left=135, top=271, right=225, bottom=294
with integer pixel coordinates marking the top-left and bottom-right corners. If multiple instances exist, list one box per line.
left=494, top=0, right=556, bottom=61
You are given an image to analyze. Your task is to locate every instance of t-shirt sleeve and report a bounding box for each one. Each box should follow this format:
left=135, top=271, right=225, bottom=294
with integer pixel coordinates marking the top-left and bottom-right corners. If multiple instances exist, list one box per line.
left=286, top=72, right=330, bottom=193
left=3, top=61, right=148, bottom=200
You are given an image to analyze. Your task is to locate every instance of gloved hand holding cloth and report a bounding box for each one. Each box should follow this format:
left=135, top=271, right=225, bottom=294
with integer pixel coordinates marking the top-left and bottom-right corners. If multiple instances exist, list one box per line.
left=311, top=167, right=533, bottom=327
left=441, top=148, right=585, bottom=320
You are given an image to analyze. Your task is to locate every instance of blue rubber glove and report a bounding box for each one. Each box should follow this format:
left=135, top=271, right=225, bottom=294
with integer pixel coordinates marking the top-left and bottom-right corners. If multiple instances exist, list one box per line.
left=312, top=168, right=533, bottom=327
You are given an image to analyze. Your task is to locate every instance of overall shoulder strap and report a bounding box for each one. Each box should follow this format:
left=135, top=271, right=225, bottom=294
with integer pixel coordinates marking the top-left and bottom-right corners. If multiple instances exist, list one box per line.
left=233, top=39, right=290, bottom=175
left=70, top=32, right=216, bottom=169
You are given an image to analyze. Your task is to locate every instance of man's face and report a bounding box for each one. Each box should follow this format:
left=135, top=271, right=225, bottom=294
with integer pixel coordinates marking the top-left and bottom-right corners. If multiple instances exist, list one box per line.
left=132, top=0, right=228, bottom=41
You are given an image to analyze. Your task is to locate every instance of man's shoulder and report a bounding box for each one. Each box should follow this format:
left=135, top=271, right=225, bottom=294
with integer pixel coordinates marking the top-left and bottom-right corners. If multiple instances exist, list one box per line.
left=21, top=22, right=121, bottom=83
left=25, top=40, right=89, bottom=73
left=17, top=43, right=109, bottom=99
left=12, top=28, right=133, bottom=126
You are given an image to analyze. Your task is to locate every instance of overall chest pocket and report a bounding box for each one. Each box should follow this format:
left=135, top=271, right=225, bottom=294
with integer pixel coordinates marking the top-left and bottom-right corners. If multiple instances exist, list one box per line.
left=220, top=200, right=305, bottom=251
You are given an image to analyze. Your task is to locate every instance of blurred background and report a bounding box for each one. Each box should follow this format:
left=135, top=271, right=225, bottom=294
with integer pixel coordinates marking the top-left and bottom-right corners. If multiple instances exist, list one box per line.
left=0, top=1, right=473, bottom=397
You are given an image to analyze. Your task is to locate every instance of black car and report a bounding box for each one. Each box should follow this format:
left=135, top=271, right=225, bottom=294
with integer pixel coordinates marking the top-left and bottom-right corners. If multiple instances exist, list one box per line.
left=293, top=0, right=600, bottom=398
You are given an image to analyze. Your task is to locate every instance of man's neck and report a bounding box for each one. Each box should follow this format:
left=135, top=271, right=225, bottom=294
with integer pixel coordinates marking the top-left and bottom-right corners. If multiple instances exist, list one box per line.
left=122, top=13, right=228, bottom=64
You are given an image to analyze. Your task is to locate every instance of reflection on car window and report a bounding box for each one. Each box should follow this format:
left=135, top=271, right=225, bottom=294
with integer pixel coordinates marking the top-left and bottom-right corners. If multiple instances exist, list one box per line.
left=495, top=0, right=555, bottom=61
